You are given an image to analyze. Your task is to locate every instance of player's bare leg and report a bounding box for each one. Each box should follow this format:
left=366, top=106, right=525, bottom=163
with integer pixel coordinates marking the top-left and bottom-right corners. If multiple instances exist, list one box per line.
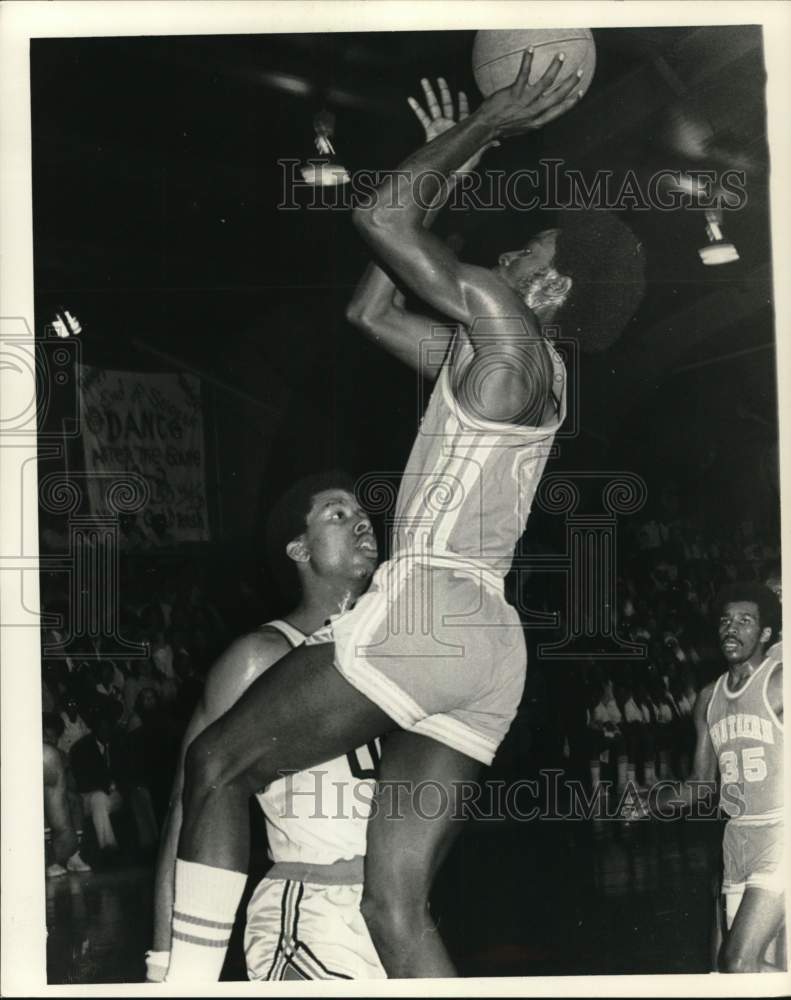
left=179, top=641, right=394, bottom=869
left=168, top=640, right=395, bottom=981
left=361, top=732, right=482, bottom=977
left=722, top=887, right=786, bottom=973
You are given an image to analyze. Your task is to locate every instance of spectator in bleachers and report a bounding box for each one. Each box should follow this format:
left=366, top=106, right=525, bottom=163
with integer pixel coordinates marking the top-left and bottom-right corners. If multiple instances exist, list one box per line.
left=58, top=695, right=90, bottom=755
left=614, top=672, right=651, bottom=789
left=632, top=680, right=658, bottom=787
left=587, top=672, right=631, bottom=795
left=70, top=709, right=125, bottom=859
left=95, top=661, right=125, bottom=714
left=124, top=656, right=177, bottom=726
left=41, top=661, right=62, bottom=714
left=556, top=664, right=591, bottom=776
left=118, top=690, right=165, bottom=855
left=670, top=671, right=696, bottom=779
left=171, top=648, right=203, bottom=728
left=43, top=713, right=91, bottom=876
left=648, top=678, right=677, bottom=780
left=123, top=687, right=179, bottom=827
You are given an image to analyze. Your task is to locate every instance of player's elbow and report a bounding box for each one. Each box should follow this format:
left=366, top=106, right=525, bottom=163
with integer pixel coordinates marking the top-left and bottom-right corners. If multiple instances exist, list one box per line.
left=352, top=201, right=408, bottom=242
left=345, top=297, right=370, bottom=331
left=352, top=200, right=385, bottom=232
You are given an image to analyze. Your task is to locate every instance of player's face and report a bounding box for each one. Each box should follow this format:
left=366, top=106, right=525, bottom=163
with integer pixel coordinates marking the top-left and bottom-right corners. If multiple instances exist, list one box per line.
left=718, top=600, right=771, bottom=664
left=494, top=228, right=560, bottom=291
left=303, top=489, right=378, bottom=582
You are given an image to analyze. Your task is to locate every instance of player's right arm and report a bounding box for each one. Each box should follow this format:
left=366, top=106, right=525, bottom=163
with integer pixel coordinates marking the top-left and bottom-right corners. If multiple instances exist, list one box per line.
left=347, top=83, right=482, bottom=379
left=346, top=78, right=517, bottom=381
left=346, top=263, right=454, bottom=379
left=351, top=63, right=577, bottom=424
left=650, top=680, right=718, bottom=816
left=148, top=629, right=290, bottom=979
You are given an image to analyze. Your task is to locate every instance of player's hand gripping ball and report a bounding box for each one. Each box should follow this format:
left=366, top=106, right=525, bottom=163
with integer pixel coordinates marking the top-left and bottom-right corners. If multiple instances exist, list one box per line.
left=473, top=46, right=585, bottom=138
left=473, top=28, right=596, bottom=101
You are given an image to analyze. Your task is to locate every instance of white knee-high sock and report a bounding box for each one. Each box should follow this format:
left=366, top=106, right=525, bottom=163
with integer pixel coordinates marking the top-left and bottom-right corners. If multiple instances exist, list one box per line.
left=166, top=859, right=247, bottom=982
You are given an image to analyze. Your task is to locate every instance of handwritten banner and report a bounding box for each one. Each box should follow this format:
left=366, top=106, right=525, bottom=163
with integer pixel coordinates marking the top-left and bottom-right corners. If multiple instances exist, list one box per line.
left=77, top=365, right=210, bottom=545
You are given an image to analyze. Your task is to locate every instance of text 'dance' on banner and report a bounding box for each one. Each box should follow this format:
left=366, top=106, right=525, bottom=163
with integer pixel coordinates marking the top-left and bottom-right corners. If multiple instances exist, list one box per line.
left=77, top=365, right=210, bottom=546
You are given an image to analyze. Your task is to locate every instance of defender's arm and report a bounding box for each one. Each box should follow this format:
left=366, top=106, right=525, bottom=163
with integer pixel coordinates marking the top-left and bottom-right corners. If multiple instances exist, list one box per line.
left=650, top=682, right=718, bottom=817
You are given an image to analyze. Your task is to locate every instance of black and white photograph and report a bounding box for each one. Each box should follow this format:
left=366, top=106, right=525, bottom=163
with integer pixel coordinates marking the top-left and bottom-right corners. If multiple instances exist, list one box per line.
left=1, top=1, right=789, bottom=994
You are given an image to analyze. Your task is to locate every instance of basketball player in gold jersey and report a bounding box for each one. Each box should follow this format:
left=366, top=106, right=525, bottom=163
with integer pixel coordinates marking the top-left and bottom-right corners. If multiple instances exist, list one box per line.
left=645, top=582, right=784, bottom=972
left=166, top=54, right=645, bottom=982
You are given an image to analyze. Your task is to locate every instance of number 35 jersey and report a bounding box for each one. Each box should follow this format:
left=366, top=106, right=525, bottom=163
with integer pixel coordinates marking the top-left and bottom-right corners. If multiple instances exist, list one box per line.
left=707, top=656, right=783, bottom=823
left=255, top=620, right=379, bottom=866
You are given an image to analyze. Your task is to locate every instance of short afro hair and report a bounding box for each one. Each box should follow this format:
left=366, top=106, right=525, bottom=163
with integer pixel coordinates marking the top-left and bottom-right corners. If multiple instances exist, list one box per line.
left=714, top=581, right=782, bottom=644
left=553, top=209, right=646, bottom=353
left=264, top=470, right=357, bottom=600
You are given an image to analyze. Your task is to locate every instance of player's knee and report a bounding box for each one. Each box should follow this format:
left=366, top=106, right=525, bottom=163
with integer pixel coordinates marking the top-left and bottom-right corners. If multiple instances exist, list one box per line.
left=360, top=890, right=410, bottom=946
left=361, top=877, right=429, bottom=946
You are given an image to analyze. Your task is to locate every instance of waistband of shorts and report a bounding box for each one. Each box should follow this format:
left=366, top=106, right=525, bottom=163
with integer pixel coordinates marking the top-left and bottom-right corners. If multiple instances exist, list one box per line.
left=383, top=551, right=505, bottom=596
left=264, top=857, right=364, bottom=886
left=728, top=808, right=785, bottom=827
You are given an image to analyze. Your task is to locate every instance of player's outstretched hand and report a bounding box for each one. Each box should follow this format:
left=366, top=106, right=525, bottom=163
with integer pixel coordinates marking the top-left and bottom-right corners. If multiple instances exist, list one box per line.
left=477, top=48, right=583, bottom=138
left=407, top=77, right=498, bottom=173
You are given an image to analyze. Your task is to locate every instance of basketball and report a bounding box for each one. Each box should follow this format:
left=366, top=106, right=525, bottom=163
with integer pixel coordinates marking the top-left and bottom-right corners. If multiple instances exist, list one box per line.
left=472, top=29, right=596, bottom=100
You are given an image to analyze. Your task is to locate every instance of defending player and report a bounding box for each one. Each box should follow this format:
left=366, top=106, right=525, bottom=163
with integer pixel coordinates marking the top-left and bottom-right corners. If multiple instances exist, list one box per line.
left=147, top=474, right=385, bottom=981
left=645, top=582, right=784, bottom=972
left=167, top=56, right=645, bottom=982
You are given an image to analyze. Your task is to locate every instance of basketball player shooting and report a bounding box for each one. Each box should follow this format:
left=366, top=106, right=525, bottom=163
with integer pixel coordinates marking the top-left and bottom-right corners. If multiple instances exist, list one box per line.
left=167, top=51, right=645, bottom=982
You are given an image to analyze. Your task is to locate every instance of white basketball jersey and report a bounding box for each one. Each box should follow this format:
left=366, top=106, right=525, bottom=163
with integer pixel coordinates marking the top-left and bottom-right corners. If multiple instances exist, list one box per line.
left=393, top=332, right=566, bottom=578
left=255, top=620, right=379, bottom=866
left=706, top=655, right=784, bottom=822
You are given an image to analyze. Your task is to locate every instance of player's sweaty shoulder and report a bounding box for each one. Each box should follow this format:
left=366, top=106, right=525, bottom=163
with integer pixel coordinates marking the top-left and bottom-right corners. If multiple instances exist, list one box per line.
left=202, top=628, right=293, bottom=714
left=694, top=680, right=717, bottom=725
left=458, top=262, right=531, bottom=321
left=766, top=660, right=783, bottom=714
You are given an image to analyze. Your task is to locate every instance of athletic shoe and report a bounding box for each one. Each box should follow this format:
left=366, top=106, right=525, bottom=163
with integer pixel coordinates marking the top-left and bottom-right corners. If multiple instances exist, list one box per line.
left=66, top=852, right=92, bottom=873
left=46, top=863, right=67, bottom=878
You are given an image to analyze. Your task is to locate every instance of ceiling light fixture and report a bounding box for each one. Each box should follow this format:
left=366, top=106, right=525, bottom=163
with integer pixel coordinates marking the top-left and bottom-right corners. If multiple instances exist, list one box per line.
left=299, top=110, right=350, bottom=187
left=698, top=209, right=739, bottom=266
